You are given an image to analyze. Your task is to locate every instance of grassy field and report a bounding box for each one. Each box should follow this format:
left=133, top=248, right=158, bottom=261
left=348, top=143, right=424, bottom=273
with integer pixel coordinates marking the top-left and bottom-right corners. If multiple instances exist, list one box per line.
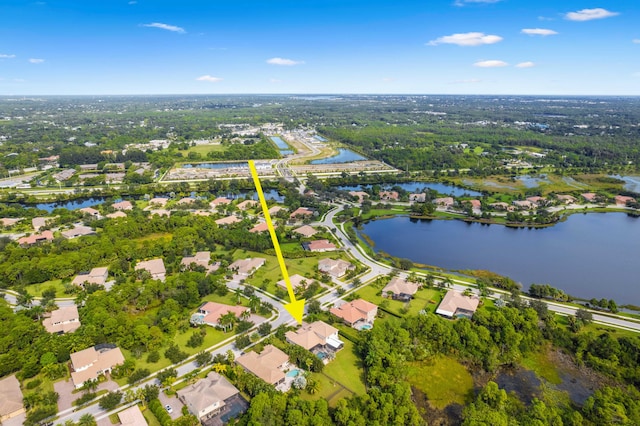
left=181, top=144, right=227, bottom=156
left=354, top=284, right=442, bottom=317
left=521, top=345, right=562, bottom=385
left=142, top=406, right=162, bottom=426
left=25, top=278, right=67, bottom=297
left=133, top=233, right=173, bottom=244
left=406, top=356, right=474, bottom=409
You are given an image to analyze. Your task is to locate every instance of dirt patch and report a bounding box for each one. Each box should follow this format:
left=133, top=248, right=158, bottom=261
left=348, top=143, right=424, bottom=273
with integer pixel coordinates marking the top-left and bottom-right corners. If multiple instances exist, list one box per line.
left=411, top=386, right=462, bottom=426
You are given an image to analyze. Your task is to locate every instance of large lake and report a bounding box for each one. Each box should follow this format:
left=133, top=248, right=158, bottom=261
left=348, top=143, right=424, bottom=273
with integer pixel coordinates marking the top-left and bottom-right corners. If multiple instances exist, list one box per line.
left=361, top=213, right=640, bottom=305
left=310, top=148, right=366, bottom=164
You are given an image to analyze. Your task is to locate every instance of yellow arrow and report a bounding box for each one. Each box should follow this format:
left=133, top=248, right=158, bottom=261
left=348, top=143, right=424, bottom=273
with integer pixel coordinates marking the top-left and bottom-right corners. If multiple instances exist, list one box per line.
left=248, top=160, right=305, bottom=324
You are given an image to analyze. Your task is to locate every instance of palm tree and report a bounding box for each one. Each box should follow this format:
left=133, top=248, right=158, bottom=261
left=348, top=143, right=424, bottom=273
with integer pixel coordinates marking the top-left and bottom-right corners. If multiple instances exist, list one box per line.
left=78, top=414, right=97, bottom=426
left=218, top=312, right=237, bottom=332
left=31, top=305, right=45, bottom=321
left=17, top=291, right=34, bottom=308
left=306, top=378, right=320, bottom=395
left=82, top=378, right=99, bottom=394
left=234, top=288, right=242, bottom=304
left=248, top=296, right=261, bottom=312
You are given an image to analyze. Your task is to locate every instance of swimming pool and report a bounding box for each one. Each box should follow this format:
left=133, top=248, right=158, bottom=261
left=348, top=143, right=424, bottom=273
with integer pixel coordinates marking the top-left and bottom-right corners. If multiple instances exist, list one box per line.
left=286, top=369, right=302, bottom=378
left=316, top=352, right=328, bottom=360
left=359, top=324, right=373, bottom=330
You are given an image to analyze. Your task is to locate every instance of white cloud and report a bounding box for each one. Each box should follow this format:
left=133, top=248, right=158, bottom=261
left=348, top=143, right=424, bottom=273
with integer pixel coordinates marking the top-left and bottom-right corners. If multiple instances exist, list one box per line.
left=0, top=54, right=16, bottom=59
left=474, top=60, right=508, bottom=68
left=28, top=58, right=45, bottom=64
left=196, top=75, right=223, bottom=83
left=266, top=57, right=304, bottom=66
left=521, top=28, right=558, bottom=36
left=633, top=39, right=640, bottom=44
left=516, top=61, right=536, bottom=68
left=142, top=22, right=185, bottom=33
left=428, top=32, right=503, bottom=46
left=454, top=0, right=502, bottom=6
left=565, top=8, right=619, bottom=21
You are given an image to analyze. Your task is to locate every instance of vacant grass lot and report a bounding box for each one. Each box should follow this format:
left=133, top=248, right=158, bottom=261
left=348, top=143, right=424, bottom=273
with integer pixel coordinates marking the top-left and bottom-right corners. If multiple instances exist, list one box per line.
left=406, top=356, right=474, bottom=409
left=521, top=345, right=562, bottom=385
left=181, top=143, right=227, bottom=157
left=26, top=278, right=67, bottom=297
left=355, top=284, right=442, bottom=317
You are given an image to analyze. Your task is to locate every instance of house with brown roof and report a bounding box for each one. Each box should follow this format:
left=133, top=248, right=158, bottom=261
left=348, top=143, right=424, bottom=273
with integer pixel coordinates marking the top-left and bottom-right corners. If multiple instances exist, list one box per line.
left=268, top=205, right=286, bottom=216
left=249, top=222, right=269, bottom=233
left=382, top=276, right=419, bottom=301
left=148, top=197, right=169, bottom=207
left=72, top=267, right=108, bottom=288
left=435, top=290, right=480, bottom=319
left=17, top=230, right=54, bottom=246
left=215, top=215, right=241, bottom=226
left=512, top=200, right=536, bottom=210
left=228, top=257, right=266, bottom=276
left=117, top=405, right=147, bottom=426
left=464, top=199, right=482, bottom=210
left=0, top=217, right=22, bottom=227
left=285, top=321, right=344, bottom=357
left=79, top=207, right=101, bottom=218
left=293, top=225, right=318, bottom=238
left=112, top=200, right=133, bottom=211
left=318, top=258, right=354, bottom=278
left=70, top=345, right=125, bottom=389
left=61, top=224, right=96, bottom=239
left=581, top=193, right=598, bottom=203
left=181, top=251, right=219, bottom=274
left=277, top=274, right=313, bottom=292
left=615, top=195, right=636, bottom=207
left=210, top=197, right=232, bottom=208
left=43, top=305, right=81, bottom=334
left=236, top=345, right=289, bottom=386
left=135, top=258, right=166, bottom=281
left=177, top=373, right=243, bottom=422
left=349, top=191, right=370, bottom=203
left=379, top=190, right=399, bottom=201
left=106, top=211, right=127, bottom=219
left=237, top=199, right=258, bottom=210
left=409, top=193, right=426, bottom=203
left=556, top=194, right=576, bottom=204
left=330, top=299, right=378, bottom=329
left=177, top=197, right=195, bottom=205
left=434, top=197, right=454, bottom=207
left=191, top=302, right=250, bottom=329
left=32, top=216, right=49, bottom=230
left=147, top=209, right=170, bottom=217
left=289, top=207, right=314, bottom=221
left=0, top=375, right=25, bottom=422
left=526, top=196, right=547, bottom=207
left=303, top=239, right=337, bottom=252
left=489, top=202, right=514, bottom=211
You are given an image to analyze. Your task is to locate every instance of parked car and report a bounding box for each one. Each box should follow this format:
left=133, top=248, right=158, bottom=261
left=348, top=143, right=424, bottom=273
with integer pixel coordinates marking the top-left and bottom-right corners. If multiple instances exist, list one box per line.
left=165, top=405, right=173, bottom=414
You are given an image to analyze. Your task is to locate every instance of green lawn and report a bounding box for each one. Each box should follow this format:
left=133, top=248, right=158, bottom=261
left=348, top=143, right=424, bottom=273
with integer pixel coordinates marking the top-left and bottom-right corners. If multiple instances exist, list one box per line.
left=301, top=372, right=354, bottom=407
left=182, top=143, right=227, bottom=156
left=406, top=356, right=474, bottom=409
left=355, top=284, right=442, bottom=317
left=25, top=279, right=67, bottom=297
left=521, top=345, right=562, bottom=385
left=142, top=405, right=162, bottom=426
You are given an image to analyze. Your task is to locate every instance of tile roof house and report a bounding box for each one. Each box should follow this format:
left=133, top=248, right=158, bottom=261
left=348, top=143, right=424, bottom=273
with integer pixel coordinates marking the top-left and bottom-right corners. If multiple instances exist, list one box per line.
left=556, top=194, right=576, bottom=204
left=268, top=205, right=287, bottom=216
left=289, top=207, right=314, bottom=220
left=228, top=258, right=266, bottom=276
left=135, top=258, right=166, bottom=281
left=112, top=200, right=133, bottom=211
left=192, top=302, right=249, bottom=328
left=434, top=197, right=454, bottom=207
left=32, top=216, right=49, bottom=230
left=79, top=207, right=100, bottom=217
left=285, top=321, right=343, bottom=353
left=210, top=197, right=232, bottom=208
left=147, top=209, right=170, bottom=217
left=581, top=193, right=598, bottom=203
left=148, top=197, right=169, bottom=206
left=512, top=200, right=536, bottom=210
left=303, top=239, right=337, bottom=252
left=276, top=274, right=312, bottom=292
left=318, top=258, right=354, bottom=278
left=349, top=191, right=370, bottom=202
left=181, top=251, right=220, bottom=274
left=293, top=225, right=318, bottom=238
left=615, top=195, right=636, bottom=207
left=177, top=197, right=196, bottom=205
left=526, top=196, right=547, bottom=206
left=70, top=346, right=125, bottom=389
left=379, top=190, right=399, bottom=201
left=330, top=299, right=378, bottom=328
left=435, top=290, right=480, bottom=319
left=106, top=211, right=127, bottom=219
left=43, top=306, right=81, bottom=334
left=465, top=199, right=482, bottom=209
left=249, top=222, right=269, bottom=233
left=117, top=405, right=147, bottom=426
left=236, top=345, right=289, bottom=385
left=177, top=373, right=242, bottom=422
left=382, top=276, right=419, bottom=301
left=237, top=199, right=258, bottom=210
left=61, top=224, right=96, bottom=239
left=17, top=230, right=54, bottom=246
left=409, top=193, right=427, bottom=203
left=0, top=217, right=22, bottom=227
left=0, top=375, right=25, bottom=422
left=72, top=267, right=109, bottom=287
left=489, top=202, right=514, bottom=211
left=215, top=215, right=241, bottom=226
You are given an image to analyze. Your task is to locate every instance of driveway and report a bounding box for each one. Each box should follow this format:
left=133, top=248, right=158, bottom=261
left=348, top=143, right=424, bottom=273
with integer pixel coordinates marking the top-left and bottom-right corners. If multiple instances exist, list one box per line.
left=54, top=378, right=76, bottom=411
left=158, top=389, right=184, bottom=420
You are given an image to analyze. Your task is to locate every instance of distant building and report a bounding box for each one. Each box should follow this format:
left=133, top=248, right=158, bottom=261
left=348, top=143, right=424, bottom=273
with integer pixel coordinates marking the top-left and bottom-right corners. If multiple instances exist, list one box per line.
left=148, top=197, right=169, bottom=207
left=106, top=211, right=127, bottom=219
left=32, top=216, right=49, bottom=231
left=0, top=217, right=22, bottom=227
left=379, top=191, right=399, bottom=201
left=512, top=200, right=536, bottom=210
left=181, top=251, right=219, bottom=274
left=268, top=205, right=286, bottom=216
left=349, top=191, right=370, bottom=202
left=293, top=225, right=317, bottom=238
left=0, top=375, right=25, bottom=422
left=210, top=197, right=232, bottom=208
left=79, top=207, right=100, bottom=218
left=409, top=193, right=426, bottom=203
left=237, top=199, right=258, bottom=210
left=70, top=346, right=125, bottom=389
left=112, top=200, right=133, bottom=211
left=17, top=230, right=54, bottom=246
left=249, top=222, right=269, bottom=233
left=435, top=290, right=480, bottom=319
left=434, top=197, right=454, bottom=207
left=43, top=306, right=81, bottom=334
left=556, top=194, right=576, bottom=204
left=61, top=224, right=96, bottom=239
left=135, top=258, right=166, bottom=281
left=615, top=195, right=636, bottom=207
left=215, top=215, right=241, bottom=226
left=289, top=207, right=314, bottom=221
left=581, top=193, right=598, bottom=203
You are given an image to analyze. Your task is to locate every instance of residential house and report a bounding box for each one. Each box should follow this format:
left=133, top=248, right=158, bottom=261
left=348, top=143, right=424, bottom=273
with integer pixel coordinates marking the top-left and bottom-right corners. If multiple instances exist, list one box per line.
left=117, top=405, right=147, bottom=426
left=53, top=169, right=76, bottom=181
left=435, top=290, right=480, bottom=319
left=43, top=306, right=81, bottom=334
left=135, top=258, right=166, bottom=281
left=237, top=199, right=258, bottom=210
left=72, top=267, right=108, bottom=288
left=193, top=210, right=211, bottom=216
left=0, top=375, right=25, bottom=422
left=556, top=194, right=576, bottom=204
left=236, top=345, right=289, bottom=386
left=177, top=197, right=195, bottom=205
left=348, top=191, right=369, bottom=202
left=181, top=251, right=219, bottom=274
left=147, top=209, right=170, bottom=217
left=61, top=224, right=96, bottom=239
left=215, top=215, right=241, bottom=226
left=210, top=197, right=232, bottom=208
left=293, top=225, right=317, bottom=238
left=191, top=302, right=249, bottom=328
left=277, top=274, right=312, bottom=292
left=318, top=258, right=354, bottom=278
left=409, top=193, right=426, bottom=203
left=512, top=200, right=536, bottom=210
left=330, top=299, right=378, bottom=329
left=32, top=216, right=49, bottom=230
left=177, top=373, right=243, bottom=423
left=0, top=217, right=22, bottom=227
left=112, top=200, right=133, bottom=211
left=285, top=321, right=344, bottom=356
left=17, top=230, right=54, bottom=246
left=249, top=222, right=269, bottom=233
left=228, top=257, right=266, bottom=277
left=615, top=195, right=636, bottom=207
left=268, top=205, right=286, bottom=216
left=289, top=207, right=314, bottom=221
left=382, top=276, right=419, bottom=301
left=148, top=197, right=169, bottom=207
left=465, top=199, right=482, bottom=210
left=581, top=193, right=598, bottom=203
left=79, top=207, right=101, bottom=218
left=70, top=345, right=125, bottom=389
left=303, top=239, right=337, bottom=252
left=526, top=196, right=547, bottom=207
left=489, top=202, right=514, bottom=211
left=106, top=211, right=127, bottom=219
left=434, top=197, right=454, bottom=207
left=379, top=190, right=399, bottom=201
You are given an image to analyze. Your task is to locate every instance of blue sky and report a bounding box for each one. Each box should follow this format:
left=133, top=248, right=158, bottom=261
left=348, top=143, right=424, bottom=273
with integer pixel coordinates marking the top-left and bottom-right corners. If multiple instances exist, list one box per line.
left=0, top=0, right=638, bottom=95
